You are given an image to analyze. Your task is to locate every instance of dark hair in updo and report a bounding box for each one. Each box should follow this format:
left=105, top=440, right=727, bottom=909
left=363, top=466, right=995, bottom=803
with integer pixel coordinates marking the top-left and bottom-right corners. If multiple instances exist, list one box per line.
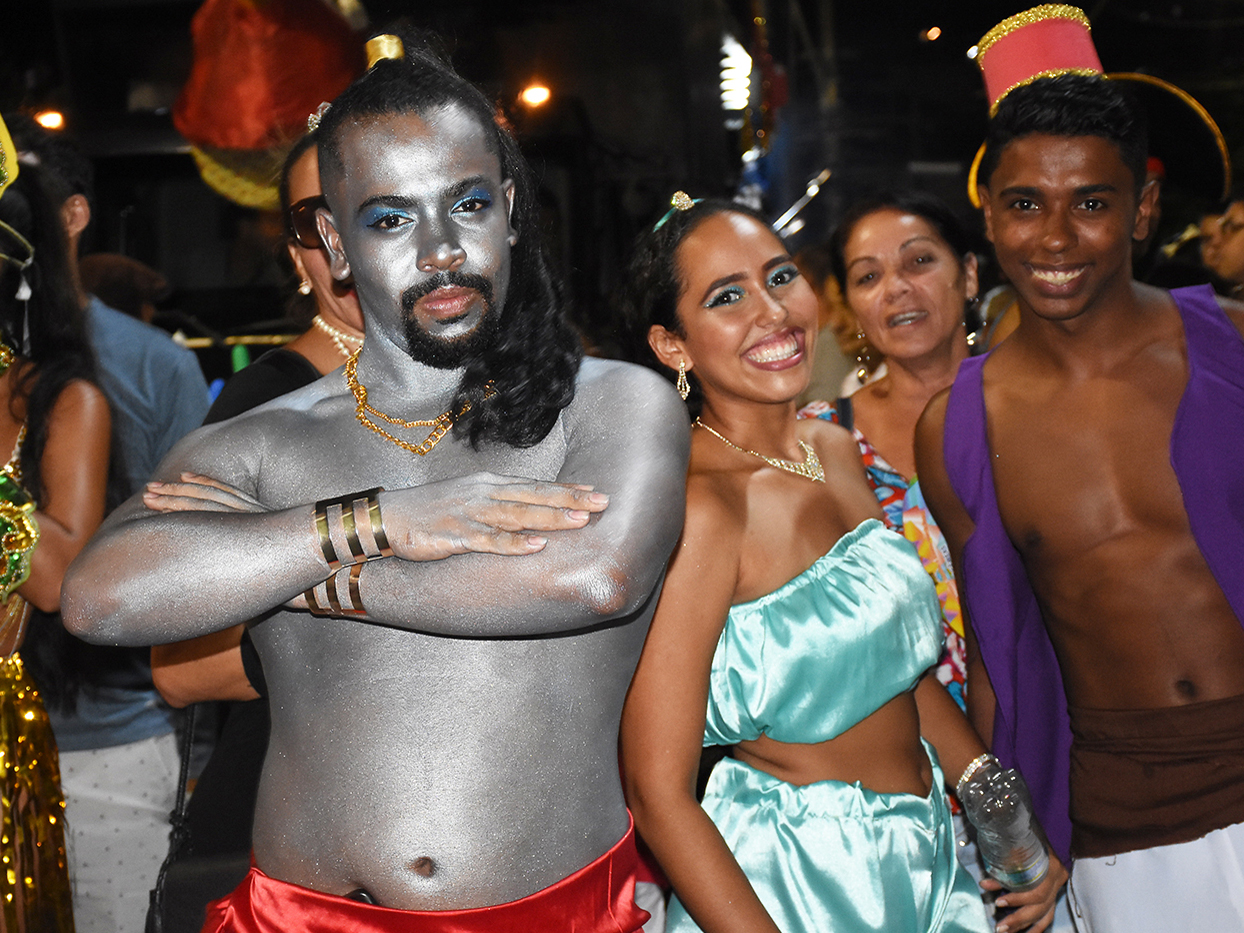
left=315, top=28, right=581, bottom=449
left=979, top=73, right=1148, bottom=197
left=618, top=198, right=773, bottom=408
left=828, top=191, right=974, bottom=287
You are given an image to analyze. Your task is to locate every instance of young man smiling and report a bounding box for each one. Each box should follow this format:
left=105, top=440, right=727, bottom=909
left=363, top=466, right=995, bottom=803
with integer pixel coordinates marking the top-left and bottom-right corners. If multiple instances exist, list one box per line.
left=63, top=33, right=687, bottom=933
left=917, top=8, right=1244, bottom=932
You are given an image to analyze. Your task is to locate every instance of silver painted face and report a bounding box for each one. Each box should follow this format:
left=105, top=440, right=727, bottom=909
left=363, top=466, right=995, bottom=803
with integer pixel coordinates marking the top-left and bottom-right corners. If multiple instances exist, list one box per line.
left=320, top=103, right=516, bottom=365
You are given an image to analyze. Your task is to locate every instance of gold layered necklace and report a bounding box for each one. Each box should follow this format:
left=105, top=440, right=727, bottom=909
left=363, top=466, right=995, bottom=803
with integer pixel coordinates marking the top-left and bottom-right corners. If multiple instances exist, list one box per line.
left=343, top=347, right=493, bottom=456
left=312, top=314, right=363, bottom=361
left=694, top=418, right=825, bottom=483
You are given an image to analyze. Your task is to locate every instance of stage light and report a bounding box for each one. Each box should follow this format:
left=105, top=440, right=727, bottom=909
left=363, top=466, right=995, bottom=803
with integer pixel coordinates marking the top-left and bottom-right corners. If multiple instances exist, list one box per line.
left=966, top=45, right=980, bottom=60
left=35, top=111, right=64, bottom=130
left=519, top=84, right=551, bottom=107
left=920, top=26, right=942, bottom=42
left=720, top=34, right=752, bottom=111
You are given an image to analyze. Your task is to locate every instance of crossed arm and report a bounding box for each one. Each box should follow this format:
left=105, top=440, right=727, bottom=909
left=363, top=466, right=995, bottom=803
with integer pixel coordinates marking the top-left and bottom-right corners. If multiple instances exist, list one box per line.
left=65, top=365, right=689, bottom=647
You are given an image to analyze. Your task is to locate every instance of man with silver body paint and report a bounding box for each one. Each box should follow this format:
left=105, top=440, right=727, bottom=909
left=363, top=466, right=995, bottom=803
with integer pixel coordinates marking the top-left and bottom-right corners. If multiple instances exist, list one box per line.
left=63, top=35, right=687, bottom=930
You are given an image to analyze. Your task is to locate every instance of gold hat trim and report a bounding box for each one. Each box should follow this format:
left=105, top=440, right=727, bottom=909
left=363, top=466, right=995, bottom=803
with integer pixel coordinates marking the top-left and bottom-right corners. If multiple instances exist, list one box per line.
left=988, top=67, right=1102, bottom=117
left=977, top=5, right=1092, bottom=63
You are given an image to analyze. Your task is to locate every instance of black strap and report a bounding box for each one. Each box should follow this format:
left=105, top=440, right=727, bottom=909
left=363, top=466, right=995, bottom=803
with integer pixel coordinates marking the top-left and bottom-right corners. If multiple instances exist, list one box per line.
left=834, top=395, right=854, bottom=432
left=146, top=704, right=198, bottom=933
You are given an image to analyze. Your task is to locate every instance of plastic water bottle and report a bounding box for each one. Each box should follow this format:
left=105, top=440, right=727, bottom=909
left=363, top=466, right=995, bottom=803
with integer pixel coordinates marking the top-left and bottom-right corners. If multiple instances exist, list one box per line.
left=958, top=758, right=1049, bottom=890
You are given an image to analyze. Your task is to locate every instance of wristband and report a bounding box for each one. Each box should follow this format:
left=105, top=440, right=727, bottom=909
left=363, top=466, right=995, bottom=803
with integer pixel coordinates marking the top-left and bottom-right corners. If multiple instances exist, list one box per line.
left=313, top=487, right=391, bottom=570
left=956, top=752, right=1000, bottom=799
left=304, top=564, right=366, bottom=617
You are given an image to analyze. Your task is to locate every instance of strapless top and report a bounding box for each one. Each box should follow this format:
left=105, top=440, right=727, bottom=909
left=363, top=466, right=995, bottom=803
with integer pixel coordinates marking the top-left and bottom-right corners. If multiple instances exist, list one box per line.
left=704, top=519, right=942, bottom=747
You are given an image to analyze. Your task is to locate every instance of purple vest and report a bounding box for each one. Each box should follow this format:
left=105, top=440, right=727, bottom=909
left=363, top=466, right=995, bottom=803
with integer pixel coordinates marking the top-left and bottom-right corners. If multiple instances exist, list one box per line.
left=943, top=285, right=1244, bottom=863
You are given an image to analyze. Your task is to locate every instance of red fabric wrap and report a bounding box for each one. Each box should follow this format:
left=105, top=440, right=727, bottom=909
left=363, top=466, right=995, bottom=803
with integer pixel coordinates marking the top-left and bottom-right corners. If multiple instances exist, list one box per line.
left=174, top=0, right=364, bottom=150
left=979, top=19, right=1102, bottom=111
left=202, top=822, right=650, bottom=933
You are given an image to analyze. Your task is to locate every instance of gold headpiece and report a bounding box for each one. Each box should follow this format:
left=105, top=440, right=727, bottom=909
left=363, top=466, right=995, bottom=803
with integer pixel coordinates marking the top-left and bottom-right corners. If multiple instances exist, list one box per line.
left=0, top=114, right=19, bottom=201
left=365, top=35, right=405, bottom=70
left=0, top=115, right=34, bottom=278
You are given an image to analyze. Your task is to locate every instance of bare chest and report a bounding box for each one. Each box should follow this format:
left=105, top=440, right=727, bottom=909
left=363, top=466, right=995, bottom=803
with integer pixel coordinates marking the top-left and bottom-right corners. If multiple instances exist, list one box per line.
left=988, top=358, right=1189, bottom=562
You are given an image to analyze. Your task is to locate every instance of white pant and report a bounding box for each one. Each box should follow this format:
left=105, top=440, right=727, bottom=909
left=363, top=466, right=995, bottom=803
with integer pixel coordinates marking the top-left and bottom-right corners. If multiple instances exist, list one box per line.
left=59, top=732, right=180, bottom=933
left=1069, top=821, right=1244, bottom=932
left=635, top=880, right=667, bottom=933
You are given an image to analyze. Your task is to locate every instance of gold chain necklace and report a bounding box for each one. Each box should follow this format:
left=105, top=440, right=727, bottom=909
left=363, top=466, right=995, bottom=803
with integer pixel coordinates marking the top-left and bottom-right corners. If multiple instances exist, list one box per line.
left=312, top=314, right=363, bottom=361
left=343, top=347, right=493, bottom=456
left=694, top=418, right=825, bottom=483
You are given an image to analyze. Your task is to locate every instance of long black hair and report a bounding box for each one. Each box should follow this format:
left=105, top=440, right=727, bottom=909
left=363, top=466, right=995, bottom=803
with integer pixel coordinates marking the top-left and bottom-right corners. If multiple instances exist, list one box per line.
left=0, top=163, right=98, bottom=506
left=617, top=198, right=772, bottom=413
left=316, top=29, right=581, bottom=449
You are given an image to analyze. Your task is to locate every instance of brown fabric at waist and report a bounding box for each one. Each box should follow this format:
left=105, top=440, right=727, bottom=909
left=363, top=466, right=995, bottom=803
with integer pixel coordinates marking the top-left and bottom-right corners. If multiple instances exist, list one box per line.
left=1068, top=692, right=1244, bottom=859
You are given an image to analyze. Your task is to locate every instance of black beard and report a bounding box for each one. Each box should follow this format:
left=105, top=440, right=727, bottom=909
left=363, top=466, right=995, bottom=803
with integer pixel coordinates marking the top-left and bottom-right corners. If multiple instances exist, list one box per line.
left=399, top=271, right=498, bottom=369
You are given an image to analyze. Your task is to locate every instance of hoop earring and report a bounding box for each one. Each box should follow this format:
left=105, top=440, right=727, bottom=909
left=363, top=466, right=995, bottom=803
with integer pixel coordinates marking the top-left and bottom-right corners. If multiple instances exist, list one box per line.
left=676, top=359, right=690, bottom=401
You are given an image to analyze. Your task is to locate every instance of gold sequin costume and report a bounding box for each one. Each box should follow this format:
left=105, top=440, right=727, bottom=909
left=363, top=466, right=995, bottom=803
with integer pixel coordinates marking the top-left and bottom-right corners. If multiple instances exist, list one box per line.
left=0, top=427, right=73, bottom=931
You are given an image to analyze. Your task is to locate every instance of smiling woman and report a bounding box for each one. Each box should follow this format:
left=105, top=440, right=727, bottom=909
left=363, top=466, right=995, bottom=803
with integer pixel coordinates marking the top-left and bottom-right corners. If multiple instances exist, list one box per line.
left=801, top=193, right=979, bottom=712
left=616, top=198, right=1057, bottom=933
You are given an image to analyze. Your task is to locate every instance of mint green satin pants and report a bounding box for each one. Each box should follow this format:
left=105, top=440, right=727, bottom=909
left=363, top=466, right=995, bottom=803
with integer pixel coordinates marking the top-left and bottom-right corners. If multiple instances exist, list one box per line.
left=668, top=742, right=991, bottom=933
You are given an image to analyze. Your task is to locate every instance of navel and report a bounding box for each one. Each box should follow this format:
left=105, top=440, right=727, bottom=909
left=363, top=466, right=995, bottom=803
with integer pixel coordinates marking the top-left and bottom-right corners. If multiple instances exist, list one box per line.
left=410, top=856, right=437, bottom=877
left=1175, top=679, right=1198, bottom=700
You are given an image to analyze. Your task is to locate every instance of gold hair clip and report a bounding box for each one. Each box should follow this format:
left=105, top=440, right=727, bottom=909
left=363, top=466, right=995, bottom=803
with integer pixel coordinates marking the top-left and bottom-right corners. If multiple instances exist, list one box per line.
left=365, top=34, right=405, bottom=70
left=653, top=190, right=702, bottom=231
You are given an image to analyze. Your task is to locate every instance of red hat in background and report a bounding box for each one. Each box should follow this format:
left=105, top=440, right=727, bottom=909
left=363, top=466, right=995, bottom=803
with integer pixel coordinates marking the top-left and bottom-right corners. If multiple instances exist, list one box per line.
left=173, top=0, right=365, bottom=209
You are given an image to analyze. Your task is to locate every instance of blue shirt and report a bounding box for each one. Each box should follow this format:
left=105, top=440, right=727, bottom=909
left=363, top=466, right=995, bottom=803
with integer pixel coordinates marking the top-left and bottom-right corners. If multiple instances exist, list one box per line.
left=48, top=297, right=210, bottom=750
left=85, top=296, right=210, bottom=496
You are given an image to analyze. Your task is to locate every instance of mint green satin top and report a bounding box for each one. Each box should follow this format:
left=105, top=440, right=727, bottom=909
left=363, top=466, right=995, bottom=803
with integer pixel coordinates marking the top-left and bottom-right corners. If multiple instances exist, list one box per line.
left=704, top=519, right=942, bottom=747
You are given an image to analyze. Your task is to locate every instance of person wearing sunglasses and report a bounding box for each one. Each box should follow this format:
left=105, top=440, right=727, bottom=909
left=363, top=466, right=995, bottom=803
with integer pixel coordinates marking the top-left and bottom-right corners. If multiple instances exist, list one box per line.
left=146, top=131, right=367, bottom=921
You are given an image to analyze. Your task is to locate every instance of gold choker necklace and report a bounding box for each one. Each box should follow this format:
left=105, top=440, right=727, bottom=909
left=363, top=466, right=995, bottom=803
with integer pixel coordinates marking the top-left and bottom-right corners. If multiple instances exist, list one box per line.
left=343, top=347, right=492, bottom=456
left=313, top=314, right=363, bottom=360
left=694, top=418, right=825, bottom=483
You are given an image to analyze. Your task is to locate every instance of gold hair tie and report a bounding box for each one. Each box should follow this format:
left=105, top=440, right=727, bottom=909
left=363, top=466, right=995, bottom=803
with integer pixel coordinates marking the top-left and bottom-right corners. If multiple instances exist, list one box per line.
left=366, top=34, right=405, bottom=70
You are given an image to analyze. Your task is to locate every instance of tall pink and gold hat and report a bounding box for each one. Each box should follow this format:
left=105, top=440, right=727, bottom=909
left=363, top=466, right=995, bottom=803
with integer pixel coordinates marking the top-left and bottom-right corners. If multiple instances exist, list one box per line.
left=967, top=4, right=1230, bottom=206
left=977, top=5, right=1102, bottom=117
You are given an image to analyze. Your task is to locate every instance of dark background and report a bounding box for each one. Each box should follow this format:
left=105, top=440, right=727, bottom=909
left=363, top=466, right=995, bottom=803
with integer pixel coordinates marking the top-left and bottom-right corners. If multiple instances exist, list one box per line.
left=4, top=0, right=1243, bottom=359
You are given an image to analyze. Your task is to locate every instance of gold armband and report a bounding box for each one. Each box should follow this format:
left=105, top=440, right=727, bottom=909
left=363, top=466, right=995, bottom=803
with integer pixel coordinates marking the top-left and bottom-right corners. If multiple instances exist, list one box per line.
left=313, top=487, right=392, bottom=570
left=305, top=564, right=366, bottom=617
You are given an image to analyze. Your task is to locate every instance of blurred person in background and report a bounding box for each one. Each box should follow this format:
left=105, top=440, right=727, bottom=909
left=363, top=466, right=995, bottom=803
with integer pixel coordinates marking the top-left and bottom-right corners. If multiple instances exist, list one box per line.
left=0, top=113, right=111, bottom=933
left=8, top=114, right=209, bottom=933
